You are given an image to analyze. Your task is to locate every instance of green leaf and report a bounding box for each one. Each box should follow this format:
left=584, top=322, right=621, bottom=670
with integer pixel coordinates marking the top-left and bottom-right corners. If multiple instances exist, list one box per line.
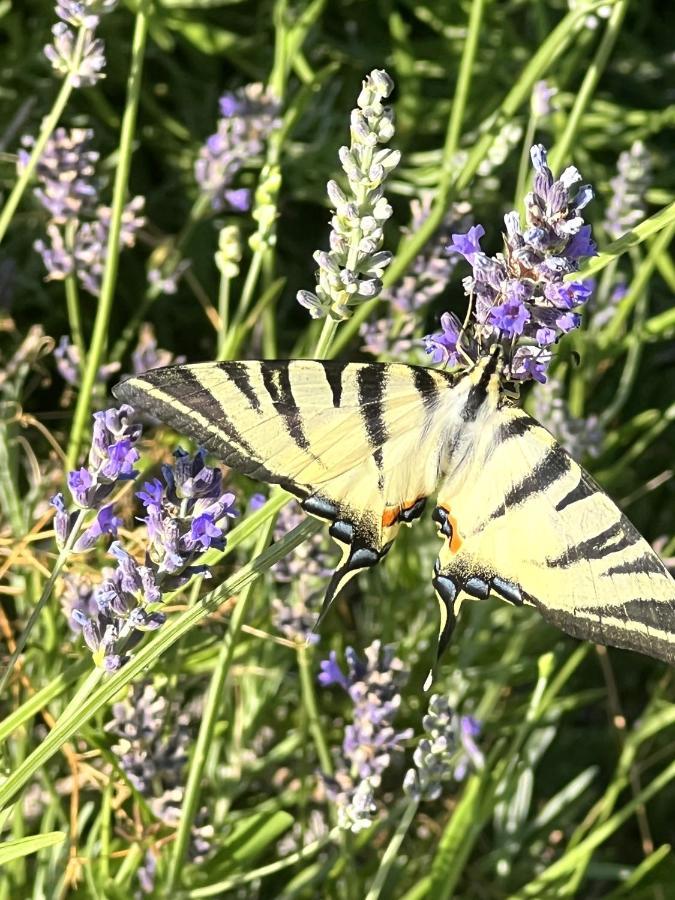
left=0, top=832, right=65, bottom=865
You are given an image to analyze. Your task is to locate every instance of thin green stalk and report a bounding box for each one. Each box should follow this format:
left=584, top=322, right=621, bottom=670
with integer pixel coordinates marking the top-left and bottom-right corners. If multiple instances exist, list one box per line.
left=600, top=219, right=675, bottom=346
left=64, top=274, right=85, bottom=363
left=0, top=29, right=87, bottom=246
left=329, top=2, right=590, bottom=357
left=0, top=509, right=87, bottom=699
left=297, top=642, right=333, bottom=775
left=217, top=273, right=231, bottom=358
left=365, top=799, right=419, bottom=900
left=442, top=0, right=486, bottom=166
left=66, top=2, right=151, bottom=470
left=548, top=0, right=630, bottom=172
left=166, top=516, right=276, bottom=889
left=579, top=200, right=675, bottom=281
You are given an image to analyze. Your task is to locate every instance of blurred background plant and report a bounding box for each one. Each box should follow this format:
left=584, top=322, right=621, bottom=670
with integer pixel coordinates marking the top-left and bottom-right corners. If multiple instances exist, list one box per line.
left=1, top=0, right=675, bottom=896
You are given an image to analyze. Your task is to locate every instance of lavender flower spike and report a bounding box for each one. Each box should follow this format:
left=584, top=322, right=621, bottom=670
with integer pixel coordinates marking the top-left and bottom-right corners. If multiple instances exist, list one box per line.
left=424, top=144, right=596, bottom=384
left=297, top=69, right=399, bottom=321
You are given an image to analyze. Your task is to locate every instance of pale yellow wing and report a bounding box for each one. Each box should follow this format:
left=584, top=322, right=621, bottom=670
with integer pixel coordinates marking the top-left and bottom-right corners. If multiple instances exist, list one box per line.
left=431, top=408, right=675, bottom=664
left=114, top=360, right=454, bottom=611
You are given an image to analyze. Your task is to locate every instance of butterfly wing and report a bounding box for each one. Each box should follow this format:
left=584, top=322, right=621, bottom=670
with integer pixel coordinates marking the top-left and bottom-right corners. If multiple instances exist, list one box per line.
left=431, top=407, right=675, bottom=664
left=114, top=360, right=454, bottom=611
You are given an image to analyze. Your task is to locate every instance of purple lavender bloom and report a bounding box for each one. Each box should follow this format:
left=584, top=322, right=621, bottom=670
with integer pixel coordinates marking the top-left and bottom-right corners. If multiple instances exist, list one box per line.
left=67, top=405, right=141, bottom=510
left=105, top=683, right=214, bottom=864
left=60, top=574, right=99, bottom=633
left=51, top=492, right=75, bottom=549
left=488, top=298, right=530, bottom=336
left=137, top=448, right=237, bottom=583
left=450, top=224, right=485, bottom=261
left=404, top=695, right=484, bottom=801
left=320, top=641, right=412, bottom=830
left=318, top=650, right=349, bottom=689
left=72, top=504, right=122, bottom=552
left=23, top=126, right=145, bottom=297
left=453, top=716, right=484, bottom=781
left=248, top=492, right=267, bottom=511
left=18, top=128, right=99, bottom=224
left=44, top=23, right=107, bottom=88
left=195, top=83, right=280, bottom=212
left=425, top=145, right=596, bottom=383
left=54, top=335, right=121, bottom=387
left=130, top=323, right=185, bottom=375
left=423, top=311, right=462, bottom=366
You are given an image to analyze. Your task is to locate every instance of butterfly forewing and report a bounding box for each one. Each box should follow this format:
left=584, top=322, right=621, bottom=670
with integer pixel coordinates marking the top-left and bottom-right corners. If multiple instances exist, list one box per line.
left=114, top=360, right=453, bottom=612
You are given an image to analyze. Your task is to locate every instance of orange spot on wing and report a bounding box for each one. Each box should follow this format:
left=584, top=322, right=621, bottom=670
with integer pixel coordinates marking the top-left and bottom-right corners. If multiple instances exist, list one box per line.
left=381, top=497, right=424, bottom=529
left=382, top=507, right=399, bottom=527
left=443, top=507, right=462, bottom=553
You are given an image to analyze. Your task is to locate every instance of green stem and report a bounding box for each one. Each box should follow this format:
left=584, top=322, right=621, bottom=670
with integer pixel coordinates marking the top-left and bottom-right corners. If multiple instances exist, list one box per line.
left=0, top=29, right=87, bottom=247
left=64, top=274, right=85, bottom=364
left=166, top=517, right=276, bottom=889
left=297, top=642, right=334, bottom=775
left=442, top=0, right=486, bottom=166
left=365, top=799, right=419, bottom=900
left=66, top=2, right=151, bottom=469
left=217, top=273, right=231, bottom=358
left=548, top=0, right=630, bottom=172
left=0, top=510, right=87, bottom=699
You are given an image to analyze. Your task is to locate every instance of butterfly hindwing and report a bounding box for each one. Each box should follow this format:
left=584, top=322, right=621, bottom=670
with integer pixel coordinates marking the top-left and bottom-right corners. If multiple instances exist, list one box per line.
left=114, top=360, right=453, bottom=611
left=432, top=407, right=675, bottom=664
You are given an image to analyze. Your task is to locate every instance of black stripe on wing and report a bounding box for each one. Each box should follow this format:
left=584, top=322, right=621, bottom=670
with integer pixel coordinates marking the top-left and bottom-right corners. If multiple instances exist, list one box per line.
left=488, top=444, right=572, bottom=521
left=224, top=361, right=263, bottom=412
left=555, top=474, right=598, bottom=512
left=261, top=362, right=311, bottom=451
left=547, top=517, right=641, bottom=569
left=113, top=366, right=309, bottom=498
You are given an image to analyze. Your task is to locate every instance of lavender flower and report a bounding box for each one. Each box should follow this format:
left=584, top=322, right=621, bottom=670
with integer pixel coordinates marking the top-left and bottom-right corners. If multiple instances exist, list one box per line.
left=403, top=694, right=484, bottom=801
left=54, top=335, right=120, bottom=387
left=44, top=24, right=106, bottom=88
left=67, top=404, right=141, bottom=509
left=138, top=448, right=237, bottom=581
left=105, top=682, right=214, bottom=870
left=195, top=83, right=281, bottom=212
left=130, top=323, right=186, bottom=375
left=297, top=69, right=399, bottom=321
left=71, top=447, right=237, bottom=670
left=320, top=641, right=413, bottom=831
left=604, top=141, right=652, bottom=240
left=18, top=128, right=99, bottom=223
left=23, top=128, right=145, bottom=296
left=531, top=80, right=556, bottom=118
left=425, top=145, right=596, bottom=384
left=59, top=573, right=99, bottom=632
left=56, top=1, right=118, bottom=28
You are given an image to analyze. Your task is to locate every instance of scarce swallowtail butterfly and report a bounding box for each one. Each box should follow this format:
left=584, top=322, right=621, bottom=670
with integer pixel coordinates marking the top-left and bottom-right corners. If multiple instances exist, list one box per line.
left=113, top=349, right=675, bottom=668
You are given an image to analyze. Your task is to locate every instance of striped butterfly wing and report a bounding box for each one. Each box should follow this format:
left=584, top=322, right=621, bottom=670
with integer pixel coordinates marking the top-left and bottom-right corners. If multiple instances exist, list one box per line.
left=114, top=360, right=454, bottom=613
left=431, top=408, right=675, bottom=664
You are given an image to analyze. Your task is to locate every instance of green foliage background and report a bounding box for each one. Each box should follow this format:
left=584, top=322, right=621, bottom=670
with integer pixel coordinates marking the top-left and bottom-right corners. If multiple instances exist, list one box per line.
left=1, top=0, right=675, bottom=897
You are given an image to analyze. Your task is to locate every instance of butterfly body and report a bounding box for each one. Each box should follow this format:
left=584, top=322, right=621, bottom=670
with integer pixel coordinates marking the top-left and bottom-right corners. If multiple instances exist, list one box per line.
left=114, top=356, right=675, bottom=666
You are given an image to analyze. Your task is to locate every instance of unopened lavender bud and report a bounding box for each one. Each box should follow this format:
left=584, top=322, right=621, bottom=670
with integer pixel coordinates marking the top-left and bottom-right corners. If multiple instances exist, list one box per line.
left=370, top=68, right=394, bottom=97
left=326, top=179, right=347, bottom=207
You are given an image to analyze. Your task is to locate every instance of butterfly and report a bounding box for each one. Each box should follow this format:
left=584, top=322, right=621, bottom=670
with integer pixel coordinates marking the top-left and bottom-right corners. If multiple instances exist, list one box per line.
left=113, top=350, right=675, bottom=668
